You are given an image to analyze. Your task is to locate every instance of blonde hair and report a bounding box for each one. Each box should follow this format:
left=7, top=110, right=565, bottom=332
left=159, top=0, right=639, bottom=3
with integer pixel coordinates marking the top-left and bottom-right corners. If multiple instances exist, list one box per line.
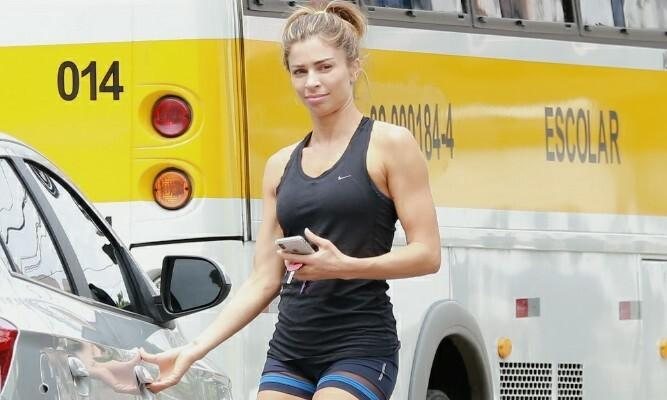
left=282, top=0, right=367, bottom=70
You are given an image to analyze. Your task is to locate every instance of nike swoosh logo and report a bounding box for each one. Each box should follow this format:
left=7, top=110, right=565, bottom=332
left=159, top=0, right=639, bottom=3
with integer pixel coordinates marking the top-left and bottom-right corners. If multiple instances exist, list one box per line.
left=338, top=175, right=352, bottom=181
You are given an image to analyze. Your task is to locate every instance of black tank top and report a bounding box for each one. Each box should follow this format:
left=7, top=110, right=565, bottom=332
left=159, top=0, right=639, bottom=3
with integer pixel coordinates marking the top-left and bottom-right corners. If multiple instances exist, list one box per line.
left=269, top=116, right=400, bottom=362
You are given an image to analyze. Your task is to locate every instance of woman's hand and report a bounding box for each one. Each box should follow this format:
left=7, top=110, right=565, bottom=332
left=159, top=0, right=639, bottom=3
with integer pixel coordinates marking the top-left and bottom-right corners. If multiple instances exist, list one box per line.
left=139, top=344, right=202, bottom=393
left=278, top=228, right=354, bottom=280
left=88, top=351, right=142, bottom=395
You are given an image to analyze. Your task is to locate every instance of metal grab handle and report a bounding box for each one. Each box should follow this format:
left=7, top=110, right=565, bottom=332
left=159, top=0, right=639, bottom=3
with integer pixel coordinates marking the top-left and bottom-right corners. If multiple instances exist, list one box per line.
left=134, top=365, right=156, bottom=400
left=67, top=357, right=90, bottom=397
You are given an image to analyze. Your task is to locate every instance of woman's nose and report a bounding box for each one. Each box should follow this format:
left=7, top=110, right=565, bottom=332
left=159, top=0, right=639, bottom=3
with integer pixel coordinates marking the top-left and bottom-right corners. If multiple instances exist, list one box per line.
left=305, top=71, right=321, bottom=88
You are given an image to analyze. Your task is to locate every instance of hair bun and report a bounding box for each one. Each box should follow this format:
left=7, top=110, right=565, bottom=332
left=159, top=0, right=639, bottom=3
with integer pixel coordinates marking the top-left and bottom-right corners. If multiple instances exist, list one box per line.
left=281, top=0, right=366, bottom=69
left=324, top=0, right=366, bottom=38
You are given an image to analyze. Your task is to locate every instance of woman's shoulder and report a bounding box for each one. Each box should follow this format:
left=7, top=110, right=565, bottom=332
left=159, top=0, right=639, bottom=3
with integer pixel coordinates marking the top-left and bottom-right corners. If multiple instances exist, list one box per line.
left=264, top=142, right=300, bottom=188
left=370, top=119, right=416, bottom=150
left=267, top=142, right=299, bottom=169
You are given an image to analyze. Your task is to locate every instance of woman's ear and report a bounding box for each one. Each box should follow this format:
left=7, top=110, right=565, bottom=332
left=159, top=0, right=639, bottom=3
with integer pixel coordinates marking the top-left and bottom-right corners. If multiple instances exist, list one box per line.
left=349, top=58, right=361, bottom=83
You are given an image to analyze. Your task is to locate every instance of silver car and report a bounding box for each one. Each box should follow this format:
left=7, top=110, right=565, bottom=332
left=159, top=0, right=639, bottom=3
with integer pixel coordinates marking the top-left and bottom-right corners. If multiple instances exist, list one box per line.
left=0, top=133, right=233, bottom=399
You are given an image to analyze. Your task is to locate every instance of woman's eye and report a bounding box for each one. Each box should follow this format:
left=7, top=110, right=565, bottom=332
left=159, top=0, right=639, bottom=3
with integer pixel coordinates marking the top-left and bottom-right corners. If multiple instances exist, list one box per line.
left=292, top=69, right=306, bottom=75
left=320, top=64, right=332, bottom=71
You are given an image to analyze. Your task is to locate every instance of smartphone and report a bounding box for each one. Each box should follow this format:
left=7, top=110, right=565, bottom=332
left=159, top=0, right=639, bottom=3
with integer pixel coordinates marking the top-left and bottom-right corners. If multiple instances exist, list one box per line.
left=275, top=236, right=316, bottom=255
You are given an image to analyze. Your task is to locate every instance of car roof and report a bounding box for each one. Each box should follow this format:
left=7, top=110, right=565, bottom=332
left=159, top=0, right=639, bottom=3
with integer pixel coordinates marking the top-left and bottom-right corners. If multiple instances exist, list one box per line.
left=0, top=132, right=62, bottom=172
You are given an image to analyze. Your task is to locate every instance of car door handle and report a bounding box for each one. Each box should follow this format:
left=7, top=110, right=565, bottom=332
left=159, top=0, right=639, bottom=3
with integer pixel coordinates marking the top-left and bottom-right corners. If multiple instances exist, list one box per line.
left=67, top=356, right=90, bottom=397
left=134, top=365, right=156, bottom=400
left=68, top=356, right=89, bottom=378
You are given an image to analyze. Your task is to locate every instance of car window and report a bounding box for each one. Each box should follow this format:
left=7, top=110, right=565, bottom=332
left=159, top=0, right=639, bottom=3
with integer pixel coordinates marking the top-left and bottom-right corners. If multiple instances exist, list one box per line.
left=0, top=240, right=12, bottom=272
left=27, top=163, right=135, bottom=313
left=0, top=159, right=72, bottom=292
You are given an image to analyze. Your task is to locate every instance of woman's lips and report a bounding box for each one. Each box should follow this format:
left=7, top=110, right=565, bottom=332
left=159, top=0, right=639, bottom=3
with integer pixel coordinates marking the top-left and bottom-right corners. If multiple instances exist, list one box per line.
left=305, top=94, right=328, bottom=105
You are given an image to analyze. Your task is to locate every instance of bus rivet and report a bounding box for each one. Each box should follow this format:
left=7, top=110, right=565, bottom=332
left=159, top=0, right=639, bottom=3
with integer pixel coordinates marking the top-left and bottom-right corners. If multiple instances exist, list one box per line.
left=497, top=337, right=512, bottom=359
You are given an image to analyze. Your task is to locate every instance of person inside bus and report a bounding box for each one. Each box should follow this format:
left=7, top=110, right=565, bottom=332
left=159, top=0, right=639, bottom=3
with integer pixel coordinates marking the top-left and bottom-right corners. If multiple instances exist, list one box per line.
left=472, top=0, right=502, bottom=17
left=140, top=1, right=441, bottom=400
left=498, top=0, right=565, bottom=22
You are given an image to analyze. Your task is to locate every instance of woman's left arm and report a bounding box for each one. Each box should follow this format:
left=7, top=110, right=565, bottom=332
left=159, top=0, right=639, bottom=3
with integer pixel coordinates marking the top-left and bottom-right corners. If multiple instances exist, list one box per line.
left=283, top=125, right=441, bottom=280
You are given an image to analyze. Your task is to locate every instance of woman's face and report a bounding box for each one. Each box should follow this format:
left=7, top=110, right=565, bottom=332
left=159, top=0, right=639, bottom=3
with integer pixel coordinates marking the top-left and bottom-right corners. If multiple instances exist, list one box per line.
left=287, top=36, right=359, bottom=118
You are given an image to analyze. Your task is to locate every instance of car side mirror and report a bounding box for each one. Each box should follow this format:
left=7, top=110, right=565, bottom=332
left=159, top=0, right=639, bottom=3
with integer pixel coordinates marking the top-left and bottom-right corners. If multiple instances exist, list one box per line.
left=154, top=256, right=231, bottom=323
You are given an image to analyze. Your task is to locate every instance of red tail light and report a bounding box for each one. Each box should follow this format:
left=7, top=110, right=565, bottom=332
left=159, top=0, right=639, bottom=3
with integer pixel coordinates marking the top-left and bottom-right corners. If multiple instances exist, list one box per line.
left=151, top=96, right=192, bottom=138
left=0, top=318, right=18, bottom=391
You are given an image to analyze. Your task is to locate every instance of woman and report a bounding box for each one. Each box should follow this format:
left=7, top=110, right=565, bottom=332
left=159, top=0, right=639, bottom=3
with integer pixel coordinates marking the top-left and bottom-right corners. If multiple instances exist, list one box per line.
left=140, top=2, right=440, bottom=399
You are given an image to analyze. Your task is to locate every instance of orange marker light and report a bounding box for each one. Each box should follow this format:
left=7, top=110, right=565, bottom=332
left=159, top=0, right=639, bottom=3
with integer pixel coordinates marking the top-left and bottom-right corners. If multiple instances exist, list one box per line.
left=153, top=169, right=192, bottom=210
left=659, top=339, right=667, bottom=359
left=497, top=337, right=512, bottom=359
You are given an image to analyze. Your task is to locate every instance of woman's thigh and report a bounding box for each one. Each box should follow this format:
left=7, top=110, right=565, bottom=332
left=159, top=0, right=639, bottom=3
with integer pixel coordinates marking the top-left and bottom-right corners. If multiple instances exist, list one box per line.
left=258, top=390, right=311, bottom=400
left=258, top=357, right=317, bottom=400
left=314, top=354, right=399, bottom=400
left=312, top=387, right=359, bottom=400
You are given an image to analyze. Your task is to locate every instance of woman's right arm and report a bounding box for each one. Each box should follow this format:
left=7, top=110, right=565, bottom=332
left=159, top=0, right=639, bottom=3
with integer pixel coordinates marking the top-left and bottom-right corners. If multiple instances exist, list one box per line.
left=141, top=149, right=291, bottom=392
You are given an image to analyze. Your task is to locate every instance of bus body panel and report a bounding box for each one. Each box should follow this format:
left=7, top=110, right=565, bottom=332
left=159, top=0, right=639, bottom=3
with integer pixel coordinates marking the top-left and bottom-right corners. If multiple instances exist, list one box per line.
left=1, top=0, right=666, bottom=398
left=241, top=11, right=667, bottom=399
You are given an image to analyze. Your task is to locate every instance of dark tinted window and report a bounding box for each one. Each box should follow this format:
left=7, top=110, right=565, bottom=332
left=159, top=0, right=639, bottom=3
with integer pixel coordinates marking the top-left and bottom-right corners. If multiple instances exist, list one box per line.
left=0, top=159, right=71, bottom=292
left=27, top=163, right=134, bottom=312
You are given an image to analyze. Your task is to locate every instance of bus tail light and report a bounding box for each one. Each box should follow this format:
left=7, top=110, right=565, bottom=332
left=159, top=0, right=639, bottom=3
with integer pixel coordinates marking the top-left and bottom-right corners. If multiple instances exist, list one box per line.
left=0, top=318, right=18, bottom=391
left=153, top=169, right=192, bottom=210
left=152, top=96, right=192, bottom=138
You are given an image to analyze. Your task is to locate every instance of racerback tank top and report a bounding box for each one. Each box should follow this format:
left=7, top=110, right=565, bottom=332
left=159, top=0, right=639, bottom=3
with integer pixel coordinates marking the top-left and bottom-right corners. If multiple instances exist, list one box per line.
left=269, top=116, right=400, bottom=362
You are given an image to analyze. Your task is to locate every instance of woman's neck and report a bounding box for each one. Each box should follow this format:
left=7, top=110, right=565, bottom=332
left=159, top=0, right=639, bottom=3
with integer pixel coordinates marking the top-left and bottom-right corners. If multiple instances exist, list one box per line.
left=309, top=99, right=363, bottom=145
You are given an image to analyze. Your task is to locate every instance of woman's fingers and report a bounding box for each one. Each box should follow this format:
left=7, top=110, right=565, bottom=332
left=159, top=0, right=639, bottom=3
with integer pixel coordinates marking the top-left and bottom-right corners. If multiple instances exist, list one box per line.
left=278, top=250, right=309, bottom=264
left=147, top=374, right=181, bottom=393
left=304, top=227, right=327, bottom=247
left=146, top=365, right=184, bottom=393
left=139, top=348, right=161, bottom=364
left=139, top=347, right=189, bottom=393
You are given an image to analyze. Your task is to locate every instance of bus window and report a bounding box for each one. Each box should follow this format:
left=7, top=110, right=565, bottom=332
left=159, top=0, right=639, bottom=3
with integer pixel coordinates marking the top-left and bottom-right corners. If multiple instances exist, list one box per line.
left=624, top=0, right=667, bottom=29
left=580, top=0, right=621, bottom=27
left=472, top=0, right=502, bottom=17
left=430, top=0, right=464, bottom=12
left=366, top=0, right=462, bottom=11
left=499, top=0, right=567, bottom=22
left=473, top=0, right=575, bottom=34
left=581, top=0, right=666, bottom=43
left=363, top=0, right=471, bottom=26
left=366, top=0, right=412, bottom=8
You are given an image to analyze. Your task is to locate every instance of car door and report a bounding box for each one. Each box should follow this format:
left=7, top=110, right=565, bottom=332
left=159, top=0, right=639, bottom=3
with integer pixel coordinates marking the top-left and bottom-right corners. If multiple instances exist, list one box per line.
left=0, top=154, right=230, bottom=400
left=0, top=156, right=144, bottom=400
